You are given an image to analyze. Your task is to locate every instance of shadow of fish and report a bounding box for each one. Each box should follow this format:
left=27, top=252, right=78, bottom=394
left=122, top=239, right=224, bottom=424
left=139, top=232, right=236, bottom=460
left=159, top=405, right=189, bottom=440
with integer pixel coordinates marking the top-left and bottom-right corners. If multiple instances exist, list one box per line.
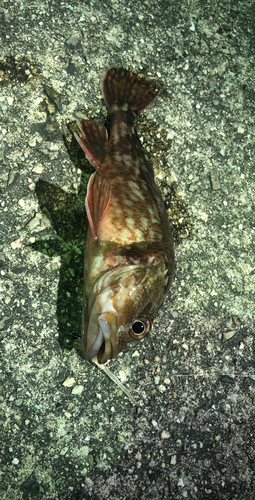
left=74, top=68, right=175, bottom=364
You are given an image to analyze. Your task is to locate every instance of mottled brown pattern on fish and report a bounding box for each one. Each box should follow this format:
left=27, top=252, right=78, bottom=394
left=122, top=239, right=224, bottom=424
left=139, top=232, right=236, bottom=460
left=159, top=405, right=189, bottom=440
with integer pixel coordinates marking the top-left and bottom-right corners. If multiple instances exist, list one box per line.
left=98, top=110, right=167, bottom=245
left=74, top=68, right=175, bottom=363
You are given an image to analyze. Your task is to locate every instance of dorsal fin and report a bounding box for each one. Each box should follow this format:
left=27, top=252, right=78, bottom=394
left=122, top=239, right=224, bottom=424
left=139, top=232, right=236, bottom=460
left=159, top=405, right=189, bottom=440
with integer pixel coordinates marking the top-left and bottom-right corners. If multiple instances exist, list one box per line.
left=86, top=172, right=112, bottom=239
left=74, top=120, right=108, bottom=171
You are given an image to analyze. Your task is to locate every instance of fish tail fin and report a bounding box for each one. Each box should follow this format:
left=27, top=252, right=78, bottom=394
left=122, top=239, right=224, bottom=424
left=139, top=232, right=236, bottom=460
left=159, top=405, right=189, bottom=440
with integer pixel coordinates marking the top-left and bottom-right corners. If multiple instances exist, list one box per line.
left=100, top=68, right=158, bottom=114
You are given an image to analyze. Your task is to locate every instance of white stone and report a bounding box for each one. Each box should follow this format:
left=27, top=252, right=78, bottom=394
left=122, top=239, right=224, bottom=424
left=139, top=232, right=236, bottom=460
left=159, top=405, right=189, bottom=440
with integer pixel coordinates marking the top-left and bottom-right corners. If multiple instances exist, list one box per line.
left=63, top=377, right=76, bottom=387
left=71, top=385, right=84, bottom=395
left=161, top=430, right=170, bottom=439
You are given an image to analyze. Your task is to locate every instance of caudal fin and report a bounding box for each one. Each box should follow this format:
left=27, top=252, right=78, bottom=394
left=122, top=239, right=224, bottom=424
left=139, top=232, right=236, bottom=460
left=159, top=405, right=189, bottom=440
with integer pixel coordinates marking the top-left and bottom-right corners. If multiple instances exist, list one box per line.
left=100, top=68, right=158, bottom=114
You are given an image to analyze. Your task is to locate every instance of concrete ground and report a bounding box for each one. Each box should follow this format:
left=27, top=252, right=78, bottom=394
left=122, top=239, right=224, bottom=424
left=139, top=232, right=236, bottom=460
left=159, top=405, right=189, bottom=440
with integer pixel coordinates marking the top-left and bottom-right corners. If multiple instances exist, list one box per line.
left=0, top=0, right=254, bottom=499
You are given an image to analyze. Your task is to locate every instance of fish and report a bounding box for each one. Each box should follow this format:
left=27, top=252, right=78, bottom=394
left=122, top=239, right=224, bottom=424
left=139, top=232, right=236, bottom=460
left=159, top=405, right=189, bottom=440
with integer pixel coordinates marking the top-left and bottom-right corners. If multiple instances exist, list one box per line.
left=74, top=68, right=175, bottom=364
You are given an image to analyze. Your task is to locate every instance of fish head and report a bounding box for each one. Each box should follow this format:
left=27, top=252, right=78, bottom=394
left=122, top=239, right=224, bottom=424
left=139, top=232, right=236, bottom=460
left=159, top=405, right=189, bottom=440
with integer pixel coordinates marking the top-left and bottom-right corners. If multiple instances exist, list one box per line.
left=82, top=263, right=167, bottom=363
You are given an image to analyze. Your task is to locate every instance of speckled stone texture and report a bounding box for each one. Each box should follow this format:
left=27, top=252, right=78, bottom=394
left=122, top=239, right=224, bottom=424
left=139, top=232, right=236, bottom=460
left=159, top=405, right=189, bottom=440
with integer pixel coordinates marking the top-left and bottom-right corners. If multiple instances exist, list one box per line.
left=0, top=0, right=254, bottom=499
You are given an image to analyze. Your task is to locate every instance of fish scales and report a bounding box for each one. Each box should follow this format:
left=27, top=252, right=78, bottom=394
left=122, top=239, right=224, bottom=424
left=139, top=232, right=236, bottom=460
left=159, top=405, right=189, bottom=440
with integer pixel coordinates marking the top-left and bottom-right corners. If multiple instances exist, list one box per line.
left=74, top=68, right=175, bottom=363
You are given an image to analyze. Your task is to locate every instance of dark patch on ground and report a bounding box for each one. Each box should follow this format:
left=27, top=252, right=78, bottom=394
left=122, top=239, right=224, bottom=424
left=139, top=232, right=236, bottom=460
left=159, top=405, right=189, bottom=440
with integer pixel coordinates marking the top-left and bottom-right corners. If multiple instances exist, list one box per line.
left=0, top=55, right=40, bottom=86
left=29, top=129, right=93, bottom=351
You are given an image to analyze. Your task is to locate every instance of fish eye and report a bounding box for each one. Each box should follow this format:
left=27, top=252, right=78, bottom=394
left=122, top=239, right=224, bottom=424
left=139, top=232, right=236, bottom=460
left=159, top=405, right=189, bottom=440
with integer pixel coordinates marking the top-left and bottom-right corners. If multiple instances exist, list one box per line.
left=130, top=317, right=150, bottom=339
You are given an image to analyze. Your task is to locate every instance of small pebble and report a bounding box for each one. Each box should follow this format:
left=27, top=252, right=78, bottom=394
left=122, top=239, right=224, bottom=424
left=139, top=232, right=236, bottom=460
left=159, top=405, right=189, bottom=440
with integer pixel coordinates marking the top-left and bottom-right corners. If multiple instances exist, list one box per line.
left=158, top=385, right=166, bottom=393
left=62, top=377, right=76, bottom=387
left=67, top=403, right=75, bottom=411
left=66, top=36, right=80, bottom=46
left=27, top=217, right=40, bottom=231
left=32, top=165, right=44, bottom=174
left=223, top=330, right=236, bottom=340
left=200, top=212, right=208, bottom=222
left=237, top=126, right=245, bottom=133
left=182, top=343, right=189, bottom=351
left=132, top=350, right=139, bottom=357
left=161, top=430, right=170, bottom=439
left=10, top=239, right=21, bottom=249
left=28, top=137, right=37, bottom=147
left=60, top=447, right=69, bottom=456
left=71, top=385, right=84, bottom=395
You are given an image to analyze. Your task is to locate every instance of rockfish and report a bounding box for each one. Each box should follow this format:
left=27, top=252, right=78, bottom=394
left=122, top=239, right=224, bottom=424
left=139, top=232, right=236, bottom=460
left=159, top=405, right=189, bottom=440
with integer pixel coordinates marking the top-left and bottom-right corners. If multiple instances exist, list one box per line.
left=74, top=68, right=175, bottom=364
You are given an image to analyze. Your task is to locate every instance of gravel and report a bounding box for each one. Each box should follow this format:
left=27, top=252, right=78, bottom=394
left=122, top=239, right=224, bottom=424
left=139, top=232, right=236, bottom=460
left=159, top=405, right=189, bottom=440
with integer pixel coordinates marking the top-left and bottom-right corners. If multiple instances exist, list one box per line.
left=0, top=0, right=254, bottom=499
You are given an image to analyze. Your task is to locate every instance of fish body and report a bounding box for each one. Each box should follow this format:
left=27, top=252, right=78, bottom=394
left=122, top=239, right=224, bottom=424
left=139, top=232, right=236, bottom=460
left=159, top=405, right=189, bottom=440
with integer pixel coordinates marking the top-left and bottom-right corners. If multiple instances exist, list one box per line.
left=75, top=68, right=175, bottom=363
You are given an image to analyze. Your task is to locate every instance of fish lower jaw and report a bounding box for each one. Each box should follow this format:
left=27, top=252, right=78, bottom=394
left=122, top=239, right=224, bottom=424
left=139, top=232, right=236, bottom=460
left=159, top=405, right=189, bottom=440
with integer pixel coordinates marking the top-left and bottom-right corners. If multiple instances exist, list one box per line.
left=84, top=320, right=116, bottom=364
left=84, top=328, right=104, bottom=360
left=86, top=335, right=113, bottom=364
left=97, top=338, right=112, bottom=364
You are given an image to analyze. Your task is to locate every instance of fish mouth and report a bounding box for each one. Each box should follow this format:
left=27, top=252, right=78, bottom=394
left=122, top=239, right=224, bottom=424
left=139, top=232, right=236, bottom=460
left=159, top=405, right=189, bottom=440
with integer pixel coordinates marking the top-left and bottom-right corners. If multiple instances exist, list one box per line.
left=85, top=312, right=117, bottom=364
